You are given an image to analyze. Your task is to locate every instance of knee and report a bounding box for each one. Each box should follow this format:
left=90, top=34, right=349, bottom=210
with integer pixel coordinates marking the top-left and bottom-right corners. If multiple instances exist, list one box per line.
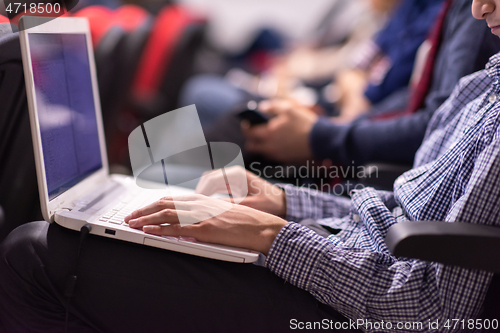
left=0, top=221, right=49, bottom=281
left=0, top=222, right=73, bottom=330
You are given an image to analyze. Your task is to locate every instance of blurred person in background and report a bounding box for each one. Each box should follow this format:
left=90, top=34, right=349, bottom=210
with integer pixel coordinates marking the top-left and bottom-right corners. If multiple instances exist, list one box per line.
left=191, top=0, right=500, bottom=176
left=181, top=0, right=406, bottom=129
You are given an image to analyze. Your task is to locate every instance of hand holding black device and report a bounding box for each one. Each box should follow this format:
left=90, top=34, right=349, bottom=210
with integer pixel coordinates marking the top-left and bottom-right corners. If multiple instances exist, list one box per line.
left=237, top=100, right=270, bottom=125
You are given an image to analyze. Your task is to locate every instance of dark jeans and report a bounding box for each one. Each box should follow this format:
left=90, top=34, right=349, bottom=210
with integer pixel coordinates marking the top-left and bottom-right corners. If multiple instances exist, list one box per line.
left=0, top=221, right=360, bottom=333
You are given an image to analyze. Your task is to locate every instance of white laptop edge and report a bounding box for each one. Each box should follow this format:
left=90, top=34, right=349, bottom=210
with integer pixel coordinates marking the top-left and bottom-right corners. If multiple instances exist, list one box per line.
left=19, top=16, right=110, bottom=223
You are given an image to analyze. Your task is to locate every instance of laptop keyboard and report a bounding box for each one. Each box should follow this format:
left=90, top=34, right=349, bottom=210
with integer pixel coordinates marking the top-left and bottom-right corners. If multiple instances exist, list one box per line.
left=98, top=191, right=163, bottom=226
left=98, top=190, right=200, bottom=243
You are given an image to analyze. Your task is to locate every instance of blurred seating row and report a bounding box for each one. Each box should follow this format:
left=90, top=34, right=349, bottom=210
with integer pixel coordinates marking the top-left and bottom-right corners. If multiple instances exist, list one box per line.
left=72, top=4, right=206, bottom=165
left=0, top=4, right=207, bottom=241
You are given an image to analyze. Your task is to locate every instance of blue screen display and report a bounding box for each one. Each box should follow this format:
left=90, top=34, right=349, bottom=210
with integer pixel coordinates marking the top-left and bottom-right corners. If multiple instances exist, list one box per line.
left=29, top=33, right=102, bottom=200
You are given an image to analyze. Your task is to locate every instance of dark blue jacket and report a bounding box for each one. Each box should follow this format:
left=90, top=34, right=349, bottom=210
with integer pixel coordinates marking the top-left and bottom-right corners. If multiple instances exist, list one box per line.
left=364, top=0, right=444, bottom=104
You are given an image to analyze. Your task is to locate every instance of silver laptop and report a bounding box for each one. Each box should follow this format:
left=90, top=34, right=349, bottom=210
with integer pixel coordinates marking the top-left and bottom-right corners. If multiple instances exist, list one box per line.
left=19, top=16, right=259, bottom=263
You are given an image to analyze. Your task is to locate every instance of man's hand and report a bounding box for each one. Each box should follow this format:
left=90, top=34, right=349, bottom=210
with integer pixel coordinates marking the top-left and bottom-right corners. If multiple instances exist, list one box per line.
left=242, top=99, right=317, bottom=164
left=124, top=194, right=287, bottom=255
left=195, top=166, right=286, bottom=217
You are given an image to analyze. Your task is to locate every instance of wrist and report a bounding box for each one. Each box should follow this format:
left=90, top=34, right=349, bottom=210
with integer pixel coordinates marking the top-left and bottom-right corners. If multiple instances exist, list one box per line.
left=259, top=217, right=287, bottom=255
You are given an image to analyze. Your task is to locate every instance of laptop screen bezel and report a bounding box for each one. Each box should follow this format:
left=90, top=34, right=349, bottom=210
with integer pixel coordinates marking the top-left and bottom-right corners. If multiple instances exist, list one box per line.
left=19, top=16, right=109, bottom=222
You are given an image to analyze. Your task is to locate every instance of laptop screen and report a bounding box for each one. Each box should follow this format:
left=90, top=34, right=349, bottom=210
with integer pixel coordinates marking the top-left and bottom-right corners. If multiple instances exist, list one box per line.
left=29, top=33, right=102, bottom=200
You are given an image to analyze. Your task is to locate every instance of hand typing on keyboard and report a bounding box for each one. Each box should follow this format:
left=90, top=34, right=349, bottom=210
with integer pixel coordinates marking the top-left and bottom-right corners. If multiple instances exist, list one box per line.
left=99, top=191, right=165, bottom=226
left=195, top=166, right=286, bottom=217
left=124, top=193, right=287, bottom=256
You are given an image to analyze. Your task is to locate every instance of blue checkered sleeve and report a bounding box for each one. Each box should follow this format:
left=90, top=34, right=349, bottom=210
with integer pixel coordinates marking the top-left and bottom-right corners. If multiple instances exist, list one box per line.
left=266, top=223, right=492, bottom=331
left=265, top=54, right=500, bottom=330
left=415, top=70, right=492, bottom=167
left=447, top=123, right=500, bottom=226
left=266, top=223, right=442, bottom=326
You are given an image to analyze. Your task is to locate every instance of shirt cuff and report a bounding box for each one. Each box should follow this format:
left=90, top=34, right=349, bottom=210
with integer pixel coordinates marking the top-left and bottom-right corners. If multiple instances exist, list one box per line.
left=265, top=222, right=333, bottom=290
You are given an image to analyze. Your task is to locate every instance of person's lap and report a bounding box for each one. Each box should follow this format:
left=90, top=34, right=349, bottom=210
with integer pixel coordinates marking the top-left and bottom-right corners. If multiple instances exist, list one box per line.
left=0, top=221, right=359, bottom=333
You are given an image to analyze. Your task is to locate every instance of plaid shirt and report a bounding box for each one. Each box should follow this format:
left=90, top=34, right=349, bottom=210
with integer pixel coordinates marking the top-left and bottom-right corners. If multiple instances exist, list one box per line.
left=266, top=53, right=500, bottom=332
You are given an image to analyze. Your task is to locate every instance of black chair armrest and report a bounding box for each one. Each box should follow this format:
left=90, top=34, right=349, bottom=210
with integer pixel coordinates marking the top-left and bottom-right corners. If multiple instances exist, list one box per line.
left=385, top=221, right=500, bottom=273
